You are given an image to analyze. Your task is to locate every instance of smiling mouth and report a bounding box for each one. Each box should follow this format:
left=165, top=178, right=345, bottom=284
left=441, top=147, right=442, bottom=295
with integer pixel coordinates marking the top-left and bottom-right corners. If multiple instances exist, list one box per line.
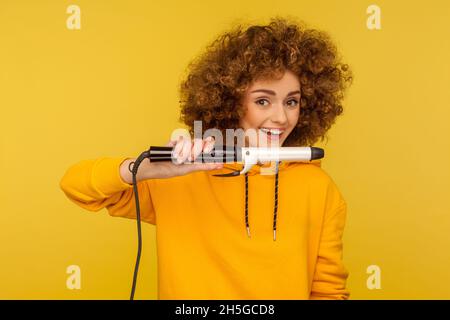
left=259, top=127, right=285, bottom=137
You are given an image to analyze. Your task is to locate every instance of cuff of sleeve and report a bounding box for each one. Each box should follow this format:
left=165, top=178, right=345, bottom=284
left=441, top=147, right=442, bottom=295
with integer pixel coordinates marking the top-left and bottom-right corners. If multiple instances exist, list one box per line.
left=91, top=157, right=134, bottom=197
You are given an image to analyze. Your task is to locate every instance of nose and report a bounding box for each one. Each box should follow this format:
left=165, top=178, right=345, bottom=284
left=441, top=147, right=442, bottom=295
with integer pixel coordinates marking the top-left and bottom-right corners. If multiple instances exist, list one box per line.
left=270, top=103, right=288, bottom=125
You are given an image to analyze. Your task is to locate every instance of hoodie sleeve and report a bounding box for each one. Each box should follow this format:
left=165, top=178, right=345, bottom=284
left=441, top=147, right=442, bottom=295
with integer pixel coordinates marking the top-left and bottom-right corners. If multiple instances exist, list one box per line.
left=309, top=200, right=350, bottom=300
left=59, top=157, right=156, bottom=225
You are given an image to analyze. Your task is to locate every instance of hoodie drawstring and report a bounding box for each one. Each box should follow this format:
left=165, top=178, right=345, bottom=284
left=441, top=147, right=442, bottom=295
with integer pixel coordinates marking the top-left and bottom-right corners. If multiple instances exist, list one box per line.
left=273, top=161, right=280, bottom=241
left=244, top=161, right=280, bottom=241
left=245, top=172, right=250, bottom=238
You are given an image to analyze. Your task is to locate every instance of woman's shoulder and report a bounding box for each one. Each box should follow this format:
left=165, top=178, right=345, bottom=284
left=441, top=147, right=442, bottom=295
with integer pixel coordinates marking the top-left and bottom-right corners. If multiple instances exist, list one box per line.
left=285, top=160, right=347, bottom=209
left=284, top=160, right=330, bottom=180
left=285, top=160, right=343, bottom=191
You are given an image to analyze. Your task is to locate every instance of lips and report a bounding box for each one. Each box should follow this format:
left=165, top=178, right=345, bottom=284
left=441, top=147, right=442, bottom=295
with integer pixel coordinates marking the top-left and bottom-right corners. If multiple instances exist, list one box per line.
left=257, top=128, right=285, bottom=145
left=259, top=127, right=285, bottom=136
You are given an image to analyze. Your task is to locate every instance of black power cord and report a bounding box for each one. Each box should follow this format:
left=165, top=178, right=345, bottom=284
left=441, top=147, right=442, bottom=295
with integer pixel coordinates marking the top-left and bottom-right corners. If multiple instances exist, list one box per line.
left=124, top=145, right=233, bottom=299
left=127, top=149, right=151, bottom=300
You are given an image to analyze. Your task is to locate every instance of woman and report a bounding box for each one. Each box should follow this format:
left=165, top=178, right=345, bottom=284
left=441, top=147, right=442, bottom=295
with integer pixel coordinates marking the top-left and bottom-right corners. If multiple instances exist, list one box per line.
left=60, top=17, right=353, bottom=299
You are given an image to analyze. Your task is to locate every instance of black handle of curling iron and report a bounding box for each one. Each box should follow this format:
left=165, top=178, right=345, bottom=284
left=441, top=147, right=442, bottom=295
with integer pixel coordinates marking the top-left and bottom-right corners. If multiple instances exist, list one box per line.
left=147, top=145, right=241, bottom=163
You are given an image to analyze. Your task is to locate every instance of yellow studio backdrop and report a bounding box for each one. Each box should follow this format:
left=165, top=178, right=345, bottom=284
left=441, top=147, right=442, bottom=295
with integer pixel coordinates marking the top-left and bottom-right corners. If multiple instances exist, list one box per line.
left=0, top=0, right=449, bottom=299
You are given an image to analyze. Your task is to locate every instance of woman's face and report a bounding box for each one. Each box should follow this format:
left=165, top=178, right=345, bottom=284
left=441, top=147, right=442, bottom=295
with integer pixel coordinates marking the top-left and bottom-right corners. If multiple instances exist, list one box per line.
left=239, top=70, right=301, bottom=147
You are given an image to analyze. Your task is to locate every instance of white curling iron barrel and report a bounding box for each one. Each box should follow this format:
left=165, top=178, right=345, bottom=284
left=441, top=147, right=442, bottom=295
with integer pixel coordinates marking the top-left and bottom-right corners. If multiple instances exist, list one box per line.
left=236, top=146, right=324, bottom=176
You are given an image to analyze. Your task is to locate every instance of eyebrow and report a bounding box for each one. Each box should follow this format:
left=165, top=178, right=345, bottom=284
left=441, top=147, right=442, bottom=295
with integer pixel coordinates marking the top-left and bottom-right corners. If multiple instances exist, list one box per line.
left=250, top=89, right=301, bottom=96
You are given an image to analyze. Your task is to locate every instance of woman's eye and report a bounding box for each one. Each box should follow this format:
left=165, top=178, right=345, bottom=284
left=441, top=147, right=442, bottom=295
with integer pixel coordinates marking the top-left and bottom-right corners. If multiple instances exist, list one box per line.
left=286, top=99, right=299, bottom=107
left=255, top=99, right=270, bottom=106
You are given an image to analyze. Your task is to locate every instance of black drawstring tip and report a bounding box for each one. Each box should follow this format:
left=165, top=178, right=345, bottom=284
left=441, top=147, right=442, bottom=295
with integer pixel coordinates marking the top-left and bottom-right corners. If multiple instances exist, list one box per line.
left=246, top=226, right=251, bottom=238
left=273, top=229, right=276, bottom=241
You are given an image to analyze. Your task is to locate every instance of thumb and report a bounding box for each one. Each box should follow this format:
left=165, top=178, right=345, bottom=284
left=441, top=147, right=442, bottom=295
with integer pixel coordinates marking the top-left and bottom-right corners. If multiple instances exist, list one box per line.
left=188, top=162, right=224, bottom=172
left=165, top=140, right=176, bottom=147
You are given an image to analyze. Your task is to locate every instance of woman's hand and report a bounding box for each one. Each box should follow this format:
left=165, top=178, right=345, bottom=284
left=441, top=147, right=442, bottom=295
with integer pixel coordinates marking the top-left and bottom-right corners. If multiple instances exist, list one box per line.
left=120, top=136, right=223, bottom=183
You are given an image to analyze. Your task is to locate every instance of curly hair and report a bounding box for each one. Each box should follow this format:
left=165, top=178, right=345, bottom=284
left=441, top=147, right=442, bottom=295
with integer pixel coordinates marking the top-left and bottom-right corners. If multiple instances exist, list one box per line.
left=178, top=16, right=353, bottom=147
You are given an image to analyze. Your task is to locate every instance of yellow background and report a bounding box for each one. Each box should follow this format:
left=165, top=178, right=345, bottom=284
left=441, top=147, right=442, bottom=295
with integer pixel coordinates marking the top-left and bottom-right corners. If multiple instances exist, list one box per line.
left=1, top=0, right=449, bottom=299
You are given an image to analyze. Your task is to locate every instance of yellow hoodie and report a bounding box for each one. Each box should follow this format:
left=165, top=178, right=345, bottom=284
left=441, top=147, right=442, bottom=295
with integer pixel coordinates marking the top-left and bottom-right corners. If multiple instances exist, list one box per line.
left=59, top=157, right=350, bottom=300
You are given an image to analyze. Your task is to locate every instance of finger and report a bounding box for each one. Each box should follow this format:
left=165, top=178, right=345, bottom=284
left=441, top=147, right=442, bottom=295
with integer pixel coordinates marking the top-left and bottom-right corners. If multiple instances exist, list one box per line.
left=191, top=138, right=204, bottom=162
left=172, top=136, right=185, bottom=164
left=203, top=136, right=215, bottom=153
left=166, top=140, right=177, bottom=164
left=178, top=136, right=192, bottom=164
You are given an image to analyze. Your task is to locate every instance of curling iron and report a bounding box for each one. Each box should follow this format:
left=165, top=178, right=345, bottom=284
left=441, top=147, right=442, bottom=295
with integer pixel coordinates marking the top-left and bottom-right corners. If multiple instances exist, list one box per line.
left=145, top=145, right=324, bottom=176
left=127, top=144, right=324, bottom=299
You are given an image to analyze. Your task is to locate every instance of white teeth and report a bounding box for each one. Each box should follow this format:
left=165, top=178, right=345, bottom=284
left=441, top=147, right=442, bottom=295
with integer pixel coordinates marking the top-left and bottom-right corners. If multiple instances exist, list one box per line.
left=260, top=128, right=284, bottom=135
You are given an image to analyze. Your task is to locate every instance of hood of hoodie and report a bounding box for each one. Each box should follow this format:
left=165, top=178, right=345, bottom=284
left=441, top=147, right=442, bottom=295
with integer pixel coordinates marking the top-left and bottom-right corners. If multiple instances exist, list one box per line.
left=209, top=159, right=323, bottom=240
